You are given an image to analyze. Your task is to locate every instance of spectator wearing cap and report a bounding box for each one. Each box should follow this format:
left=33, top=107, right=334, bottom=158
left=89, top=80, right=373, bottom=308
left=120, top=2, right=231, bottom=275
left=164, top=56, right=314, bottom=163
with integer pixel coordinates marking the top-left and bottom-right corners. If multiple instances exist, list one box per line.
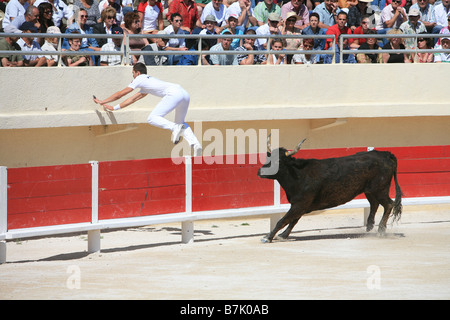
left=225, top=0, right=256, bottom=31
left=199, top=14, right=218, bottom=48
left=0, top=29, right=24, bottom=67
left=197, top=0, right=228, bottom=33
left=253, top=0, right=282, bottom=27
left=281, top=0, right=309, bottom=31
left=313, top=0, right=342, bottom=29
left=41, top=25, right=61, bottom=66
left=16, top=21, right=47, bottom=67
left=4, top=5, right=39, bottom=34
left=167, top=0, right=200, bottom=33
left=2, top=0, right=27, bottom=31
left=220, top=13, right=244, bottom=50
left=400, top=7, right=426, bottom=50
left=255, top=12, right=282, bottom=50
left=434, top=36, right=450, bottom=63
left=409, top=0, right=437, bottom=34
left=100, top=25, right=123, bottom=66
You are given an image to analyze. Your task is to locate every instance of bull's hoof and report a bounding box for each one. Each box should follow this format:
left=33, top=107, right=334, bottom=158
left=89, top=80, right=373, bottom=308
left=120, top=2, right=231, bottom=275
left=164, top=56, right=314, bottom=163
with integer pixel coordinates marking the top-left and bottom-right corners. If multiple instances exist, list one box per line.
left=261, top=237, right=272, bottom=244
left=377, top=226, right=387, bottom=237
left=366, top=222, right=374, bottom=232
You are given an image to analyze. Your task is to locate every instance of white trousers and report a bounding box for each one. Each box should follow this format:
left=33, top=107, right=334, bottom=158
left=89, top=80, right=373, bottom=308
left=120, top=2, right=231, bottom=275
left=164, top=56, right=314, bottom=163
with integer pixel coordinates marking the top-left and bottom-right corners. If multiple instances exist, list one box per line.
left=147, top=87, right=200, bottom=146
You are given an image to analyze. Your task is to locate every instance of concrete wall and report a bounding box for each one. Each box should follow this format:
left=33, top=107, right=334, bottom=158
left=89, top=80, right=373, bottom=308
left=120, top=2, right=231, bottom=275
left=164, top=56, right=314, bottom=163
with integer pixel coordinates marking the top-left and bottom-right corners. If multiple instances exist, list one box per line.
left=1, top=64, right=449, bottom=167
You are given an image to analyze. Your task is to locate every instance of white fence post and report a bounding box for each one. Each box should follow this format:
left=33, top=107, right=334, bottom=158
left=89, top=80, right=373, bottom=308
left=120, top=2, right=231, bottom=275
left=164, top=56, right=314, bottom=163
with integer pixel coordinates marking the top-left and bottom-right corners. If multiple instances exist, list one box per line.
left=0, top=166, right=7, bottom=264
left=182, top=156, right=194, bottom=243
left=88, top=161, right=101, bottom=253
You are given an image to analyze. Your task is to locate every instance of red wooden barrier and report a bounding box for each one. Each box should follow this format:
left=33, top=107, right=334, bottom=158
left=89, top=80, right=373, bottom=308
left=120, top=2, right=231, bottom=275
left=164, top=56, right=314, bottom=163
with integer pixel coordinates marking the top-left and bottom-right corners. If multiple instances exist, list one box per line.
left=98, top=158, right=185, bottom=220
left=7, top=164, right=92, bottom=229
left=192, top=154, right=273, bottom=212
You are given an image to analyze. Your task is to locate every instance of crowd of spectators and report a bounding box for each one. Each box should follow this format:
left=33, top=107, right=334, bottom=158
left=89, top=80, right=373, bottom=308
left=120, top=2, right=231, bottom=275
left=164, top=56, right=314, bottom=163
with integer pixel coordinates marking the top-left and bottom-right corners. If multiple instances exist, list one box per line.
left=0, top=0, right=449, bottom=66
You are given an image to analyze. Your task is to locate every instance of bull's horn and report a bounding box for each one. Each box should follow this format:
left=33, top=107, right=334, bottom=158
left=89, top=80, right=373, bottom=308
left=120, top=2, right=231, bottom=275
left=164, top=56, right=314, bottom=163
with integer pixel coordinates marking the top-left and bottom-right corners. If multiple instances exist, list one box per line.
left=285, top=138, right=307, bottom=156
left=267, top=133, right=272, bottom=152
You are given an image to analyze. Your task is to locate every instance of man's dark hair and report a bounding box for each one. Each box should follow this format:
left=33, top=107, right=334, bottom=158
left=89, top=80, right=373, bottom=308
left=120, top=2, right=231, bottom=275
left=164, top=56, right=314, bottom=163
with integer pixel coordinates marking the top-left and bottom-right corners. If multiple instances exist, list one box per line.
left=133, top=62, right=147, bottom=74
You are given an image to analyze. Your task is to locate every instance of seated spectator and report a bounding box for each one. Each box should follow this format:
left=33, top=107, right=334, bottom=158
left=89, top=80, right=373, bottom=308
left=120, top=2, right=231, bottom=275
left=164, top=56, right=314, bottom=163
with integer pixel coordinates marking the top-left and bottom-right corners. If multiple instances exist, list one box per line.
left=99, top=0, right=124, bottom=25
left=72, top=0, right=101, bottom=28
left=313, top=0, right=342, bottom=29
left=281, top=12, right=302, bottom=54
left=349, top=14, right=373, bottom=49
left=348, top=0, right=380, bottom=31
left=3, top=5, right=39, bottom=34
left=320, top=37, right=356, bottom=63
left=139, top=30, right=170, bottom=65
left=255, top=12, right=282, bottom=50
left=280, top=0, right=309, bottom=31
left=225, top=0, right=256, bottom=31
left=409, top=0, right=438, bottom=34
left=434, top=36, right=450, bottom=63
left=266, top=38, right=287, bottom=64
left=164, top=12, right=189, bottom=64
left=196, top=0, right=228, bottom=33
left=221, top=14, right=244, bottom=50
left=253, top=0, right=282, bottom=27
left=0, top=31, right=24, bottom=67
left=122, top=11, right=148, bottom=65
left=302, top=12, right=326, bottom=50
left=195, top=0, right=210, bottom=18
left=235, top=29, right=267, bottom=65
left=16, top=22, right=47, bottom=67
left=63, top=31, right=94, bottom=66
left=413, top=32, right=434, bottom=63
left=400, top=7, right=426, bottom=50
left=376, top=0, right=407, bottom=37
left=434, top=0, right=450, bottom=35
left=325, top=11, right=352, bottom=50
left=382, top=28, right=410, bottom=63
left=2, top=0, right=27, bottom=31
left=100, top=26, right=124, bottom=66
left=210, top=32, right=239, bottom=65
left=41, top=26, right=61, bottom=66
left=138, top=0, right=164, bottom=35
left=93, top=7, right=118, bottom=48
left=34, top=0, right=74, bottom=31
left=64, top=9, right=100, bottom=52
left=199, top=14, right=219, bottom=48
left=167, top=0, right=200, bottom=33
left=356, top=29, right=382, bottom=63
left=291, top=38, right=318, bottom=64
left=37, top=2, right=55, bottom=35
left=177, top=39, right=212, bottom=65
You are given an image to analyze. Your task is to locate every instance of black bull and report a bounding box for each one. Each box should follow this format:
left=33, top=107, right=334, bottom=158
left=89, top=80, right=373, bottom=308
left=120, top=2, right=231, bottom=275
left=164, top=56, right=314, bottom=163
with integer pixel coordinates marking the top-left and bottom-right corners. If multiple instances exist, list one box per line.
left=257, top=139, right=403, bottom=243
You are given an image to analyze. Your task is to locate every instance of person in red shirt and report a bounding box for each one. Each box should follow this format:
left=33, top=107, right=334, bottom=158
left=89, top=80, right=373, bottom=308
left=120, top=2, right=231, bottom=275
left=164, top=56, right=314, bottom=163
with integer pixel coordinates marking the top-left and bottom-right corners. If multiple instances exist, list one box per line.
left=325, top=11, right=352, bottom=49
left=167, top=0, right=200, bottom=33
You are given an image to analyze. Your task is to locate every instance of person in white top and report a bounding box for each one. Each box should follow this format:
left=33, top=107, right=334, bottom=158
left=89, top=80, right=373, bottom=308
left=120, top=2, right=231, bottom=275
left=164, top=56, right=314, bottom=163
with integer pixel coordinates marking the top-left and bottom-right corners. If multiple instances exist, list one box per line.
left=93, top=63, right=202, bottom=155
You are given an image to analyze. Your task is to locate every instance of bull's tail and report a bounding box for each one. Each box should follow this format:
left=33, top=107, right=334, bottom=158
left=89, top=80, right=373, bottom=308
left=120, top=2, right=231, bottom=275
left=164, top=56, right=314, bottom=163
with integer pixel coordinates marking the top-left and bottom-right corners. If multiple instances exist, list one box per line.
left=391, top=154, right=403, bottom=223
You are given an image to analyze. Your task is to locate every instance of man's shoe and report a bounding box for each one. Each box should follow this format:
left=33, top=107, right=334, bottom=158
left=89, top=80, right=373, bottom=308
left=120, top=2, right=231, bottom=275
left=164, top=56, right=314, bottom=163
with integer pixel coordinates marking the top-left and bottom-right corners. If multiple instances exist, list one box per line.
left=171, top=124, right=185, bottom=144
left=193, top=144, right=203, bottom=157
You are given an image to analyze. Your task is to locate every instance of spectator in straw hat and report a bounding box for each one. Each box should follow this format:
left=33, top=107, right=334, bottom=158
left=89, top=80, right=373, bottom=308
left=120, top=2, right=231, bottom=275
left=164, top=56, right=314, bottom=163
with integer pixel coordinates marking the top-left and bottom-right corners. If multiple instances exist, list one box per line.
left=281, top=0, right=309, bottom=30
left=41, top=25, right=61, bottom=66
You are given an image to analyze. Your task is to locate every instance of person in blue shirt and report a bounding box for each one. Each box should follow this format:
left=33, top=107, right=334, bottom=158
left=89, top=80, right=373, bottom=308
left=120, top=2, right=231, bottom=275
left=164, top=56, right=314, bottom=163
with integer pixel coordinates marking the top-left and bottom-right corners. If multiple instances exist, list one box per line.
left=301, top=12, right=326, bottom=50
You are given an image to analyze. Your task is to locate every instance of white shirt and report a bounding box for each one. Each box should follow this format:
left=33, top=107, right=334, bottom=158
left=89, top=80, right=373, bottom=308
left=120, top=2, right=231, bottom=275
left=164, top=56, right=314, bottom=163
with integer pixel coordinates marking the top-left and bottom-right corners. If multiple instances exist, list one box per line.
left=128, top=74, right=179, bottom=97
left=17, top=38, right=44, bottom=61
left=225, top=2, right=254, bottom=28
left=434, top=3, right=450, bottom=27
left=163, top=25, right=186, bottom=48
left=41, top=40, right=59, bottom=63
left=141, top=3, right=160, bottom=31
left=2, top=0, right=27, bottom=29
left=200, top=2, right=227, bottom=27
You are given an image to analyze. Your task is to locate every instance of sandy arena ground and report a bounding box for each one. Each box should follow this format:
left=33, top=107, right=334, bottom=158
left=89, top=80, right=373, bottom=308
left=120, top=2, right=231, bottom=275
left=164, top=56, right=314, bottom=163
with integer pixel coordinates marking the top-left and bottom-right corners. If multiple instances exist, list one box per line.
left=1, top=204, right=450, bottom=300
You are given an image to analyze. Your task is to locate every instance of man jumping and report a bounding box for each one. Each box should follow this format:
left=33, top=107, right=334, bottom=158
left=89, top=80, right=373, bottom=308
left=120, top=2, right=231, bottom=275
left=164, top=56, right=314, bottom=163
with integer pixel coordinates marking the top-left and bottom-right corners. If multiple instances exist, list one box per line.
left=93, top=63, right=202, bottom=156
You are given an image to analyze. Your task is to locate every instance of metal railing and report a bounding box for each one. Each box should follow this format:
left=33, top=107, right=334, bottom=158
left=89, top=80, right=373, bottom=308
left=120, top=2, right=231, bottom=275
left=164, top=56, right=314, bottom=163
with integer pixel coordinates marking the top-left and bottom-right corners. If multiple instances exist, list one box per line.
left=1, top=31, right=450, bottom=66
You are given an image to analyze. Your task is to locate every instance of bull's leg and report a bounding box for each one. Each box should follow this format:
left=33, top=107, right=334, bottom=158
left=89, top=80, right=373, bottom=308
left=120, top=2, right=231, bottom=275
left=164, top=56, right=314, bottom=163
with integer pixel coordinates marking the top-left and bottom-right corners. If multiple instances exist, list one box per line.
left=277, top=218, right=300, bottom=240
left=378, top=198, right=394, bottom=235
left=261, top=207, right=298, bottom=243
left=365, top=193, right=380, bottom=232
